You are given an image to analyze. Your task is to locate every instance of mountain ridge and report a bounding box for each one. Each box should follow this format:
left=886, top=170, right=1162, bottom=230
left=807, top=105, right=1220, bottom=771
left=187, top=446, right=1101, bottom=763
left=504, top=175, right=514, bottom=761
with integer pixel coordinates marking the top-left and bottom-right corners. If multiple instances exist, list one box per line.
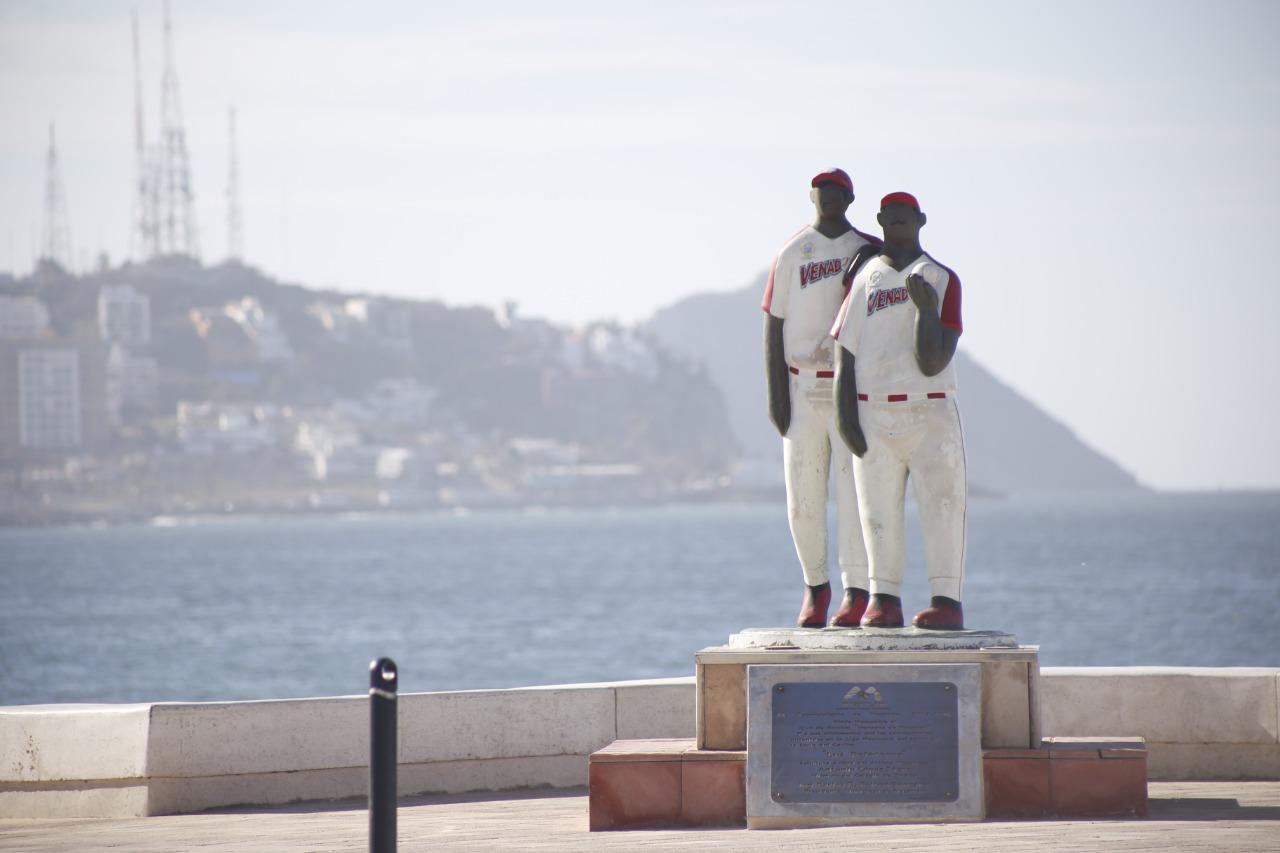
left=644, top=276, right=1143, bottom=495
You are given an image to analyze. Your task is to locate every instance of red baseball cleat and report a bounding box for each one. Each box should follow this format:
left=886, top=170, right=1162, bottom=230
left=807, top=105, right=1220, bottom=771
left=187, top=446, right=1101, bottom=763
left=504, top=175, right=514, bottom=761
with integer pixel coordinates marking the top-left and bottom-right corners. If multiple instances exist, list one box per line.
left=797, top=582, right=831, bottom=628
left=830, top=587, right=869, bottom=628
left=860, top=593, right=904, bottom=628
left=913, top=596, right=965, bottom=630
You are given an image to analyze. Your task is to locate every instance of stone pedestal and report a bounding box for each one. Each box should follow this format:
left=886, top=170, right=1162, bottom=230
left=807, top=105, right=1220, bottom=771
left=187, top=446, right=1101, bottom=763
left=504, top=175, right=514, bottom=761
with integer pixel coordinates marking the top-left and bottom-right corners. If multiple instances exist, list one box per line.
left=588, top=627, right=1148, bottom=830
left=697, top=630, right=1041, bottom=754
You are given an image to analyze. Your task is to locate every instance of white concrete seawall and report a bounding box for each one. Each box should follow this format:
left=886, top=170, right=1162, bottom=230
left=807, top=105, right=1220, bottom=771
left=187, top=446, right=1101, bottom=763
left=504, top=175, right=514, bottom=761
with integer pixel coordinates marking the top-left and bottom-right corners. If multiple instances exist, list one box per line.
left=2, top=668, right=1277, bottom=818
left=1040, top=668, right=1280, bottom=781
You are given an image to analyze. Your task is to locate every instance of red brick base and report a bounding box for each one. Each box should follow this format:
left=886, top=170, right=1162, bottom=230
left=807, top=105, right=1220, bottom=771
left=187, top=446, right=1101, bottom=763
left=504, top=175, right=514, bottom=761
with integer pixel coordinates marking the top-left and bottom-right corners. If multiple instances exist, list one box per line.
left=591, top=736, right=1148, bottom=830
left=985, top=737, right=1148, bottom=819
left=589, top=739, right=745, bottom=830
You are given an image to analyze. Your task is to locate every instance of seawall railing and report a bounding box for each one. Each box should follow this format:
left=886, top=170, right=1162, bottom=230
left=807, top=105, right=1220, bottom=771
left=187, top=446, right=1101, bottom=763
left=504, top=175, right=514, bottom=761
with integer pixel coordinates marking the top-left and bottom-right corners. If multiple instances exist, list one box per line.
left=1, top=668, right=1276, bottom=818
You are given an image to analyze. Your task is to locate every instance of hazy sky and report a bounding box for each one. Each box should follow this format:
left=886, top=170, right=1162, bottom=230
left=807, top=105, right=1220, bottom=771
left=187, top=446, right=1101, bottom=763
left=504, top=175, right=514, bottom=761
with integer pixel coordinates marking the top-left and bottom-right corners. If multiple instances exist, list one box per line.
left=1, top=0, right=1277, bottom=490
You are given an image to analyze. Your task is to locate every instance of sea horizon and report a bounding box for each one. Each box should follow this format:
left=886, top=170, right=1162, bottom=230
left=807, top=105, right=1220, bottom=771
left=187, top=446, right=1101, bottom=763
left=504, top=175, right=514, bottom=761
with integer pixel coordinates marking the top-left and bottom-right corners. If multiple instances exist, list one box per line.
left=2, top=490, right=1277, bottom=707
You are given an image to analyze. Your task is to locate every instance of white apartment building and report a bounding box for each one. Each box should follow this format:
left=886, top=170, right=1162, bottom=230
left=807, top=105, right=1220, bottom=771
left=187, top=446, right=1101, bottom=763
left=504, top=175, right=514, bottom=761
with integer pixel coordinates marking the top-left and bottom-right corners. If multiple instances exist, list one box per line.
left=0, top=297, right=51, bottom=340
left=106, top=344, right=158, bottom=425
left=98, top=285, right=152, bottom=347
left=18, top=348, right=81, bottom=448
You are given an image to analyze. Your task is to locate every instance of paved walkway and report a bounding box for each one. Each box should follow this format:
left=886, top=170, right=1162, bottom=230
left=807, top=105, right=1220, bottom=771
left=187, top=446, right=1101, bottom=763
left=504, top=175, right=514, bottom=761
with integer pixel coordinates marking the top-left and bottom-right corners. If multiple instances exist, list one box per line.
left=2, top=781, right=1278, bottom=852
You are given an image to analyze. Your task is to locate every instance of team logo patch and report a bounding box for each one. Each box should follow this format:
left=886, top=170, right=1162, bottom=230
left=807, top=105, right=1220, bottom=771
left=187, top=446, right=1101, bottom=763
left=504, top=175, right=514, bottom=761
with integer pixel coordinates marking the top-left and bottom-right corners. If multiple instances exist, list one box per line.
left=866, top=286, right=911, bottom=317
left=799, top=258, right=844, bottom=288
left=869, top=269, right=884, bottom=287
left=801, top=241, right=814, bottom=258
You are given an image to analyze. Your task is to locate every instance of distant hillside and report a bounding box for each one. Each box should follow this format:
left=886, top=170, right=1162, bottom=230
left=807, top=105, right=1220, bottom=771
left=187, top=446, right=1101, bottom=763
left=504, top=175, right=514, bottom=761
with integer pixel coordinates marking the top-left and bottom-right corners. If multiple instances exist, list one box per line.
left=2, top=258, right=738, bottom=480
left=645, top=278, right=1143, bottom=495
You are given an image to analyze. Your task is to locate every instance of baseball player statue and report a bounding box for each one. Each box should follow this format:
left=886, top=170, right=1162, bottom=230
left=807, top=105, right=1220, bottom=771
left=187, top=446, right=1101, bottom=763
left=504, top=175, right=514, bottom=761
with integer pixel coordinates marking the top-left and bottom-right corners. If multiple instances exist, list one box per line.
left=831, top=191, right=967, bottom=630
left=762, top=167, right=881, bottom=628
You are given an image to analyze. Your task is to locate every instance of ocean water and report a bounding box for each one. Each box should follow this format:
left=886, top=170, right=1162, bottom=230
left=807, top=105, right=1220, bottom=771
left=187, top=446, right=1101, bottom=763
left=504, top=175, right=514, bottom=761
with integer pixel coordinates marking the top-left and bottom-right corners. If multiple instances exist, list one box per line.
left=1, top=492, right=1277, bottom=706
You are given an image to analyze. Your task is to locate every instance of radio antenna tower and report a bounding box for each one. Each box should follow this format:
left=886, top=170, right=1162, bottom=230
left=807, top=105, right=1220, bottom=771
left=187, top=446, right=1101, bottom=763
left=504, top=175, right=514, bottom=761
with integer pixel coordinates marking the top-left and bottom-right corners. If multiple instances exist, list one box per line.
left=129, top=8, right=158, bottom=258
left=41, top=123, right=74, bottom=270
left=226, top=107, right=243, bottom=262
left=129, top=8, right=158, bottom=260
left=155, top=0, right=199, bottom=259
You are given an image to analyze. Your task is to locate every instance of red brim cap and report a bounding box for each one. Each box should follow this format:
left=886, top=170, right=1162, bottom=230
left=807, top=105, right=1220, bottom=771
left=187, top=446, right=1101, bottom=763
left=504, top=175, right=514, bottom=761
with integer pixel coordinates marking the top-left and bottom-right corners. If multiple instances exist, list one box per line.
left=811, top=168, right=853, bottom=194
left=880, top=191, right=920, bottom=211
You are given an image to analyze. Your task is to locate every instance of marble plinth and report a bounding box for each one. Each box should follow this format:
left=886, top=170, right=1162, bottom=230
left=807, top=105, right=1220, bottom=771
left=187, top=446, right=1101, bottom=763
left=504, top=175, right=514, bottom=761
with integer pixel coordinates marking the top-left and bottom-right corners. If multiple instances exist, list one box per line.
left=697, top=637, right=1041, bottom=752
left=730, top=628, right=1019, bottom=652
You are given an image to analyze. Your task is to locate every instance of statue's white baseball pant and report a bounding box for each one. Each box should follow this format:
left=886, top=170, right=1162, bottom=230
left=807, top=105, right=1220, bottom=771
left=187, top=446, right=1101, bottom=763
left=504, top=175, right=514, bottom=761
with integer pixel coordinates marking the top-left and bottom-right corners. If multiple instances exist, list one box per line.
left=766, top=222, right=876, bottom=591
left=832, top=249, right=967, bottom=601
left=851, top=397, right=966, bottom=600
left=784, top=370, right=869, bottom=590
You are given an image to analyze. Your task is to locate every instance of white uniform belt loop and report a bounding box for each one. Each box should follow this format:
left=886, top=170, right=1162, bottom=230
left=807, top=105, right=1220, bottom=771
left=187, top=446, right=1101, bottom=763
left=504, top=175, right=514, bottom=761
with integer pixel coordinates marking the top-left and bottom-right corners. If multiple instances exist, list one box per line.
left=856, top=392, right=948, bottom=403
left=789, top=365, right=835, bottom=378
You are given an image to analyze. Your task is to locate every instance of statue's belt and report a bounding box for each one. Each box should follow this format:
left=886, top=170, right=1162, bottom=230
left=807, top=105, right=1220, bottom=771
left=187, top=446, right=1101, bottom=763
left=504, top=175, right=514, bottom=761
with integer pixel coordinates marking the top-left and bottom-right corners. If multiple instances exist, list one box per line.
left=788, top=365, right=834, bottom=378
left=858, top=392, right=949, bottom=403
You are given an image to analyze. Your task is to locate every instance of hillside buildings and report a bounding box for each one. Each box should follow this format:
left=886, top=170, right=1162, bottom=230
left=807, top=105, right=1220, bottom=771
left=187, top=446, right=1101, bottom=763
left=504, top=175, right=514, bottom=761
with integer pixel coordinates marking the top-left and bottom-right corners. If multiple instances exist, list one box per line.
left=0, top=297, right=109, bottom=460
left=0, top=297, right=51, bottom=339
left=98, top=285, right=151, bottom=347
left=0, top=338, right=108, bottom=460
left=0, top=262, right=740, bottom=523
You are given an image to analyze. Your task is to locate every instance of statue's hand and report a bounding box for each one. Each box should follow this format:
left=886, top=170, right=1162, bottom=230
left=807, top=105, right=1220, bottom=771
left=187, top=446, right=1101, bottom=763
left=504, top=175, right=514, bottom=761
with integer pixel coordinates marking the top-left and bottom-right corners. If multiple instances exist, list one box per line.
left=770, top=395, right=791, bottom=437
left=906, top=273, right=939, bottom=312
left=840, top=420, right=867, bottom=457
left=848, top=423, right=867, bottom=458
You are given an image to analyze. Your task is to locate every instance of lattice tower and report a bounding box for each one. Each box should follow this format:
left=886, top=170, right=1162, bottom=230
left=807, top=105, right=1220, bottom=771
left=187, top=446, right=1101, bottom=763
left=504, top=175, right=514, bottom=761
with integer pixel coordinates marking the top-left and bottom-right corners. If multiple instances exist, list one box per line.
left=130, top=8, right=159, bottom=259
left=41, top=123, right=74, bottom=270
left=155, top=0, right=199, bottom=258
left=226, top=107, right=243, bottom=261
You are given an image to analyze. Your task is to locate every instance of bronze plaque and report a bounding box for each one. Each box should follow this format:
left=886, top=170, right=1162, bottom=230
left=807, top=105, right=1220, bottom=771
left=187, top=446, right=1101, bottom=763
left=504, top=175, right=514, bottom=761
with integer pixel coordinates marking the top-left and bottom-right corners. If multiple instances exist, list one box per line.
left=769, top=681, right=959, bottom=803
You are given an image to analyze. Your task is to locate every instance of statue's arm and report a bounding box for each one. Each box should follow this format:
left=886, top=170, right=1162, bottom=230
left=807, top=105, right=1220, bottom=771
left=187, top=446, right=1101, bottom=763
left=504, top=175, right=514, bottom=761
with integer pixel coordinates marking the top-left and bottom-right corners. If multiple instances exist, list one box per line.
left=764, top=314, right=790, bottom=436
left=846, top=241, right=880, bottom=282
left=906, top=273, right=960, bottom=377
left=834, top=346, right=866, bottom=456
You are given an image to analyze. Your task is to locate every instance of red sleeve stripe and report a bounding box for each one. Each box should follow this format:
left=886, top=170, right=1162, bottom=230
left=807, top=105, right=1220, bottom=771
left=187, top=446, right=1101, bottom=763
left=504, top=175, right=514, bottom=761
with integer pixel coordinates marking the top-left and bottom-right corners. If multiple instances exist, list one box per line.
left=762, top=226, right=808, bottom=313
left=762, top=253, right=780, bottom=312
left=939, top=266, right=962, bottom=333
left=829, top=290, right=852, bottom=340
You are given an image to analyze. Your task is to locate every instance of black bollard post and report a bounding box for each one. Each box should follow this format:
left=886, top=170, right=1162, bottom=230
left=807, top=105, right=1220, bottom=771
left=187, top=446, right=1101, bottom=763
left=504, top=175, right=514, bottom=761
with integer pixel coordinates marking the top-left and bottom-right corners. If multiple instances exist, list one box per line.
left=369, top=657, right=398, bottom=853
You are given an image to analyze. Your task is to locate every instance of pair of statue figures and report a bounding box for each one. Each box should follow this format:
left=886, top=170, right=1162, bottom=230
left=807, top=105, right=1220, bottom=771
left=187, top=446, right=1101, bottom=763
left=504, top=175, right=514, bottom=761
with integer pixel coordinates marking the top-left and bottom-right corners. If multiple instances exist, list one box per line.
left=763, top=168, right=967, bottom=631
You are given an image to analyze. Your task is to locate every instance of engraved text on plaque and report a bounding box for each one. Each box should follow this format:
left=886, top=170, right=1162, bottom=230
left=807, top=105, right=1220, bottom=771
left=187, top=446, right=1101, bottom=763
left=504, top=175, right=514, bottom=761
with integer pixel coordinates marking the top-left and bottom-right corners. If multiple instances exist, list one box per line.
left=770, top=681, right=959, bottom=803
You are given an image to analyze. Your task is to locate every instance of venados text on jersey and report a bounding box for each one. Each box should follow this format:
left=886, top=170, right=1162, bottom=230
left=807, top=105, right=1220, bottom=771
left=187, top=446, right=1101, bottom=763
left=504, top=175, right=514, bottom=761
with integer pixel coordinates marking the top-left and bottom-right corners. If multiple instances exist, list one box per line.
left=866, top=286, right=911, bottom=316
left=798, top=258, right=845, bottom=288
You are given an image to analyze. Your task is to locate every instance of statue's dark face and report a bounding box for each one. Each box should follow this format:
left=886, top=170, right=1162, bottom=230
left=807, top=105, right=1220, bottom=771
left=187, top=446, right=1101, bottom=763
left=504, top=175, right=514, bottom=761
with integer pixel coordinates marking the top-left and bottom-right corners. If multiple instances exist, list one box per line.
left=814, top=182, right=853, bottom=221
left=877, top=203, right=925, bottom=243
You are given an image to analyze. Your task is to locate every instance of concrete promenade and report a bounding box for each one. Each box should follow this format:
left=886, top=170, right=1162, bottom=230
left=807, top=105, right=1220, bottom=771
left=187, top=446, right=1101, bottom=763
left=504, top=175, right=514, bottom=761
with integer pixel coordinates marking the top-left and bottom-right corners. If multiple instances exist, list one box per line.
left=2, top=781, right=1279, bottom=852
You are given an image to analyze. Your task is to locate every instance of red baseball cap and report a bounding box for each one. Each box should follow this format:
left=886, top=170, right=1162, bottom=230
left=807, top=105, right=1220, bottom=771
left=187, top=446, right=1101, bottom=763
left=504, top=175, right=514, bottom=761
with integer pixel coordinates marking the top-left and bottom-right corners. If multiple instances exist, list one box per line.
left=880, top=191, right=920, bottom=211
left=811, top=168, right=853, bottom=194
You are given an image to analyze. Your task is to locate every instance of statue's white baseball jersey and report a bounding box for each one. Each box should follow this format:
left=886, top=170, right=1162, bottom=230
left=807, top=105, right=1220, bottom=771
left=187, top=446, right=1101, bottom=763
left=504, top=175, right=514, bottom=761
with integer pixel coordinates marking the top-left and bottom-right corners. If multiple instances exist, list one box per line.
left=830, top=253, right=967, bottom=601
left=763, top=225, right=877, bottom=590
